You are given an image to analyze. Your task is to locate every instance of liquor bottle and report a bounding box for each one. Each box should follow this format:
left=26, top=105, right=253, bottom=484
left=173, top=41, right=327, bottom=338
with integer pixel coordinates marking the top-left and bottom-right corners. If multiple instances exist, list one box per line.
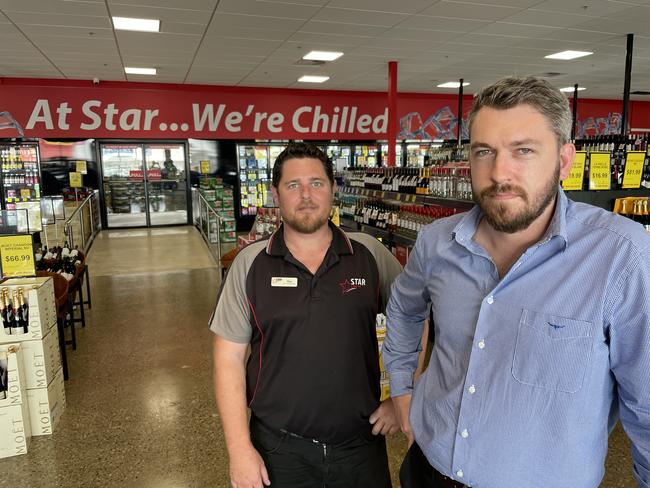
left=10, top=290, right=22, bottom=335
left=17, top=289, right=28, bottom=334
left=0, top=350, right=8, bottom=400
left=1, top=289, right=10, bottom=337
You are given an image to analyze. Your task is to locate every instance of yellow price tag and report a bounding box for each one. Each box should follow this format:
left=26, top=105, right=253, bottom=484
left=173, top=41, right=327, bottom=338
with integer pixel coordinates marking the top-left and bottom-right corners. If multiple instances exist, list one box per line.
left=20, top=188, right=31, bottom=198
left=622, top=151, right=645, bottom=189
left=69, top=172, right=83, bottom=188
left=200, top=160, right=210, bottom=174
left=0, top=235, right=35, bottom=278
left=589, top=153, right=611, bottom=190
left=562, top=151, right=586, bottom=191
left=396, top=193, right=402, bottom=201
left=76, top=160, right=87, bottom=174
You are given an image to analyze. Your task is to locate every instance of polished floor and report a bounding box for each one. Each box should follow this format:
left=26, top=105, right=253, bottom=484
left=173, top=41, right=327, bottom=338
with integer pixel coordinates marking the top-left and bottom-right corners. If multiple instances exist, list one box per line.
left=0, top=225, right=636, bottom=487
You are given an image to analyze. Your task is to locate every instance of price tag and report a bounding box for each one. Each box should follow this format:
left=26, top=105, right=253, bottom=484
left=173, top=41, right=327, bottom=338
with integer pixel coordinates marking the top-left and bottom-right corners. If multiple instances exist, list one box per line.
left=69, top=172, right=83, bottom=188
left=396, top=193, right=402, bottom=201
left=330, top=206, right=340, bottom=227
left=20, top=188, right=31, bottom=198
left=562, top=151, right=586, bottom=191
left=589, top=152, right=611, bottom=190
left=76, top=160, right=87, bottom=174
left=381, top=192, right=385, bottom=199
left=200, top=160, right=211, bottom=174
left=622, top=151, right=645, bottom=189
left=0, top=235, right=35, bottom=278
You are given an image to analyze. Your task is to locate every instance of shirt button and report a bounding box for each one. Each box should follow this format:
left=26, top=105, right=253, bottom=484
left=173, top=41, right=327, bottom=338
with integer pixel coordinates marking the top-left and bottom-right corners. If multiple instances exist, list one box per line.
left=461, top=429, right=469, bottom=438
left=478, top=340, right=486, bottom=349
left=468, top=385, right=476, bottom=394
left=456, top=469, right=464, bottom=478
left=486, top=295, right=494, bottom=304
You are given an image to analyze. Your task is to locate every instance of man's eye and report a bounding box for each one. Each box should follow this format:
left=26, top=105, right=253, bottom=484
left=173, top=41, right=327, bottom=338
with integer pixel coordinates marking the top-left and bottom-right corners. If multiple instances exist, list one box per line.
left=518, top=148, right=533, bottom=155
left=312, top=181, right=323, bottom=187
left=287, top=183, right=298, bottom=190
left=474, top=149, right=491, bottom=157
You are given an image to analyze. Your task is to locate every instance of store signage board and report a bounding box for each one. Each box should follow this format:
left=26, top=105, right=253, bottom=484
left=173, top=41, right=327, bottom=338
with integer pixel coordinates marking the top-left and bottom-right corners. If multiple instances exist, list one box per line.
left=0, top=235, right=35, bottom=278
left=622, top=151, right=645, bottom=189
left=69, top=172, right=83, bottom=188
left=76, top=160, right=87, bottom=174
left=200, top=160, right=210, bottom=174
left=589, top=153, right=611, bottom=190
left=562, top=151, right=586, bottom=191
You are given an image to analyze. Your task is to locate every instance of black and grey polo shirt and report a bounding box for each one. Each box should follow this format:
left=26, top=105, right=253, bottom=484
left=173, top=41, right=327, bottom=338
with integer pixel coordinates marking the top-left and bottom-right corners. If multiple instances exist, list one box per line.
left=210, top=221, right=402, bottom=444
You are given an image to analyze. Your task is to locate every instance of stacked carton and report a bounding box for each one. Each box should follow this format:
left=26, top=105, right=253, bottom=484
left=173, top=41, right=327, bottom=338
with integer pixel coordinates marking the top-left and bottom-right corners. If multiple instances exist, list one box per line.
left=200, top=178, right=236, bottom=243
left=0, top=345, right=31, bottom=459
left=0, top=277, right=66, bottom=439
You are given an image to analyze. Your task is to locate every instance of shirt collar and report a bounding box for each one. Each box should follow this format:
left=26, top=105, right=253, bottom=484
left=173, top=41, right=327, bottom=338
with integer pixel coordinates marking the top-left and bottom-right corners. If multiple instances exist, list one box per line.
left=452, top=186, right=569, bottom=247
left=266, top=220, right=354, bottom=257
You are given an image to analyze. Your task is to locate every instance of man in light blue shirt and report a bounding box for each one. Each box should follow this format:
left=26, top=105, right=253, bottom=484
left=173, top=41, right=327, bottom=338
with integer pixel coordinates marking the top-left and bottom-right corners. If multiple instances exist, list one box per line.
left=384, top=76, right=650, bottom=488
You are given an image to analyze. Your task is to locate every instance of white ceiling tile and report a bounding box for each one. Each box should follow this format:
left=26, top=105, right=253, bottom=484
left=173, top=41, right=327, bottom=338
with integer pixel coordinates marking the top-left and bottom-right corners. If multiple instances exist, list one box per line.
left=108, top=0, right=217, bottom=10
left=18, top=24, right=113, bottom=38
left=532, top=0, right=634, bottom=16
left=116, top=31, right=201, bottom=54
left=473, top=21, right=561, bottom=38
left=108, top=4, right=211, bottom=23
left=381, top=27, right=460, bottom=42
left=572, top=17, right=645, bottom=35
left=6, top=12, right=111, bottom=29
left=311, top=7, right=408, bottom=27
left=499, top=9, right=594, bottom=28
left=211, top=12, right=305, bottom=30
left=287, top=31, right=369, bottom=45
left=199, top=37, right=284, bottom=56
left=205, top=26, right=292, bottom=41
left=445, top=0, right=540, bottom=7
left=325, top=0, right=439, bottom=14
left=419, top=1, right=522, bottom=20
left=1, top=0, right=107, bottom=16
left=300, top=20, right=390, bottom=37
left=398, top=15, right=491, bottom=33
left=216, top=0, right=320, bottom=18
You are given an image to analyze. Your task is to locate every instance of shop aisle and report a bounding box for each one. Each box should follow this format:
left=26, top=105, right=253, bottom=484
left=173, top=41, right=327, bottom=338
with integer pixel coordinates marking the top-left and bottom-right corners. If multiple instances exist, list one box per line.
left=0, top=225, right=636, bottom=487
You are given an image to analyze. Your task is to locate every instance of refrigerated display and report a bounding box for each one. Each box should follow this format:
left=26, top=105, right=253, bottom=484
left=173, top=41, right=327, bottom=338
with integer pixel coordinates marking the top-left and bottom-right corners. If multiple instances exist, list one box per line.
left=100, top=142, right=189, bottom=227
left=237, top=143, right=285, bottom=216
left=353, top=145, right=379, bottom=168
left=380, top=143, right=403, bottom=167
left=325, top=144, right=352, bottom=171
left=0, top=141, right=42, bottom=232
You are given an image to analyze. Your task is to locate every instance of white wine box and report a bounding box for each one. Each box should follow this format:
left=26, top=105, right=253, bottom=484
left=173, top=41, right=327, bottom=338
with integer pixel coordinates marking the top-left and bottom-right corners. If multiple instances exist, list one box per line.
left=18, top=326, right=61, bottom=390
left=0, top=277, right=57, bottom=344
left=0, top=345, right=32, bottom=459
left=26, top=367, right=65, bottom=436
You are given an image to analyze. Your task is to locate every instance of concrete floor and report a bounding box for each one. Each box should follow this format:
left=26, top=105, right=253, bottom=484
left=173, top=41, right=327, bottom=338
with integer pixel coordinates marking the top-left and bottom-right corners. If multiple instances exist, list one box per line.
left=0, top=225, right=637, bottom=487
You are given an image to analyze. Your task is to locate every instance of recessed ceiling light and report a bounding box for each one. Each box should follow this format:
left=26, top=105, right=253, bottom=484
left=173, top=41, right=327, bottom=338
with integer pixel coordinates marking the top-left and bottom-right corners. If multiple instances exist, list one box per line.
left=298, top=75, right=330, bottom=83
left=303, top=51, right=344, bottom=62
left=545, top=50, right=593, bottom=60
left=113, top=17, right=160, bottom=32
left=560, top=86, right=586, bottom=92
left=437, top=82, right=470, bottom=88
left=125, top=67, right=157, bottom=75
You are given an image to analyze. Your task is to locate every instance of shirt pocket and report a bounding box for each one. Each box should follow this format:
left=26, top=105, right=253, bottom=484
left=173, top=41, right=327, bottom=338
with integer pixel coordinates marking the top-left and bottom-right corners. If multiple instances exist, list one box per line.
left=512, top=309, right=594, bottom=393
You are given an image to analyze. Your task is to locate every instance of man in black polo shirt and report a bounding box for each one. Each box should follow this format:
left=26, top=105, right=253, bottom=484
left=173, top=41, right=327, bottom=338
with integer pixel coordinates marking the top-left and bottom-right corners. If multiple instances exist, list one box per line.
left=211, top=142, right=402, bottom=488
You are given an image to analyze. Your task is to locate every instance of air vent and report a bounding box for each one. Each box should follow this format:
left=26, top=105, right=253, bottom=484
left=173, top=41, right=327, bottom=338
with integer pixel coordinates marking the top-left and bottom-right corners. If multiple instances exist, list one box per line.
left=293, top=59, right=326, bottom=66
left=631, top=90, right=650, bottom=95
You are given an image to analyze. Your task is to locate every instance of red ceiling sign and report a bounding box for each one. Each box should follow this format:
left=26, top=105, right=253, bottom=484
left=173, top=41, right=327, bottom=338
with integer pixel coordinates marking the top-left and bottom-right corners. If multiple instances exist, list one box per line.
left=0, top=78, right=648, bottom=140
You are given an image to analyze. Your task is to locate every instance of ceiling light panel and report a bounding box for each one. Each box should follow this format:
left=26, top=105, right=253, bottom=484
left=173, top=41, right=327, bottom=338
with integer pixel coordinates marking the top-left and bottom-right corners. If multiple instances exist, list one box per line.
left=545, top=50, right=593, bottom=60
left=125, top=67, right=157, bottom=75
left=303, top=51, right=344, bottom=62
left=113, top=17, right=160, bottom=33
left=298, top=75, right=330, bottom=83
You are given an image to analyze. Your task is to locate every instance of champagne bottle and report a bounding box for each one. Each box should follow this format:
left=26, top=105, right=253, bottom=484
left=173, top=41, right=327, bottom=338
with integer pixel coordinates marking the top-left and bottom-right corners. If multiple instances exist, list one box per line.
left=18, top=288, right=28, bottom=333
left=10, top=290, right=22, bottom=335
left=0, top=350, right=8, bottom=400
left=1, top=289, right=10, bottom=337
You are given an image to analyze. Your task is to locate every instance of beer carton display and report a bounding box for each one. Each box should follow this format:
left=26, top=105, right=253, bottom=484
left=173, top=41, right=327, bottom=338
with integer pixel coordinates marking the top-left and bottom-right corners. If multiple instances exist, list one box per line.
left=0, top=277, right=57, bottom=344
left=26, top=367, right=66, bottom=436
left=0, top=345, right=31, bottom=459
left=19, top=326, right=61, bottom=390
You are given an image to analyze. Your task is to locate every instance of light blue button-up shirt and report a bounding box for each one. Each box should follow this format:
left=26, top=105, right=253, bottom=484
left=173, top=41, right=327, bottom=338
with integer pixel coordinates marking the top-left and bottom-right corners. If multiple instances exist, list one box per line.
left=384, top=189, right=650, bottom=488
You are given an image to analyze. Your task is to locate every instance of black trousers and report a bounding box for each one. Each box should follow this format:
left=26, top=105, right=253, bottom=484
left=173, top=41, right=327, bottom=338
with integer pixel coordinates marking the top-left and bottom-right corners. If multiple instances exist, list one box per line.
left=250, top=416, right=392, bottom=488
left=400, top=443, right=469, bottom=488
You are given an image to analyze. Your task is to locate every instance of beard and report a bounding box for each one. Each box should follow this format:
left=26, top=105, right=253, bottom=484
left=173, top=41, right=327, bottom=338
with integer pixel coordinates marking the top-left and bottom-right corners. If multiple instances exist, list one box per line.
left=473, top=165, right=560, bottom=234
left=282, top=203, right=330, bottom=234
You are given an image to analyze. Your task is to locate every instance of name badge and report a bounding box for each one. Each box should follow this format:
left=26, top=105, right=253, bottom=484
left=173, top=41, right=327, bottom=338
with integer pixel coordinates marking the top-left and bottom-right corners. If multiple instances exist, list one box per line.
left=271, top=277, right=298, bottom=287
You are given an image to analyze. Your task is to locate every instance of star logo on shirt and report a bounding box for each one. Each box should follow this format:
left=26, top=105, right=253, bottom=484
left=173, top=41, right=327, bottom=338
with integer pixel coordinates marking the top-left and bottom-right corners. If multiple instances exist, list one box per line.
left=339, top=279, right=364, bottom=294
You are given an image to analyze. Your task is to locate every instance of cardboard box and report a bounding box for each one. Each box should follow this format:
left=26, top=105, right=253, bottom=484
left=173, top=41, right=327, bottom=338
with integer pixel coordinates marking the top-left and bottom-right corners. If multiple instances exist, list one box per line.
left=0, top=277, right=57, bottom=344
left=19, top=326, right=61, bottom=390
left=26, top=367, right=66, bottom=436
left=0, top=345, right=31, bottom=459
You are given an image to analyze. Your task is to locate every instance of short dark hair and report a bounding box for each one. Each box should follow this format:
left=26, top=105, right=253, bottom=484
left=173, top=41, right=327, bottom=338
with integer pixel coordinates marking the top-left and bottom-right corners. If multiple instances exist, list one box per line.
left=272, top=142, right=334, bottom=188
left=469, top=76, right=572, bottom=147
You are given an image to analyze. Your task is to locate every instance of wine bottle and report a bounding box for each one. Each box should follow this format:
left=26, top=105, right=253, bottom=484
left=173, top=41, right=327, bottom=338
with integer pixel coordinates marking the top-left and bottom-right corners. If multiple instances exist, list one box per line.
left=1, top=289, right=10, bottom=337
left=10, top=290, right=22, bottom=335
left=0, top=350, right=8, bottom=400
left=18, top=289, right=28, bottom=333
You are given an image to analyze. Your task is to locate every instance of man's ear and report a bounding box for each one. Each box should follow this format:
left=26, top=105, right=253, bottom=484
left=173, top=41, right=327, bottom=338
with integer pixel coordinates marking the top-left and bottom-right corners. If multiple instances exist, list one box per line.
left=559, top=142, right=576, bottom=181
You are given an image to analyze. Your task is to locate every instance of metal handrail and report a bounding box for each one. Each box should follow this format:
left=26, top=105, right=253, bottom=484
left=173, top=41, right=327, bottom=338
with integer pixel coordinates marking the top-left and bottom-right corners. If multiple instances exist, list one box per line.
left=192, top=188, right=226, bottom=263
left=63, top=190, right=101, bottom=253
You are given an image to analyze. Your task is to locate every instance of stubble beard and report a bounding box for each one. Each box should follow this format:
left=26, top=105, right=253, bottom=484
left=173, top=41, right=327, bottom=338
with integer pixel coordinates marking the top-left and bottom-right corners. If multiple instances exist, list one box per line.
left=473, top=165, right=560, bottom=234
left=282, top=202, right=331, bottom=234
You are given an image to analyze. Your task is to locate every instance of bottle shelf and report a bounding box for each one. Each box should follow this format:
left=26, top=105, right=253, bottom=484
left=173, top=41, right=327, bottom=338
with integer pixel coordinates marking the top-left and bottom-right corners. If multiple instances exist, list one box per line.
left=338, top=187, right=474, bottom=211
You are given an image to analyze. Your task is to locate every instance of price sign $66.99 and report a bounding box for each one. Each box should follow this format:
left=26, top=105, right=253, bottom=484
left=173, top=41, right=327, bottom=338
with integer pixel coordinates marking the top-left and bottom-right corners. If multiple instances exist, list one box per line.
left=0, top=235, right=36, bottom=278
